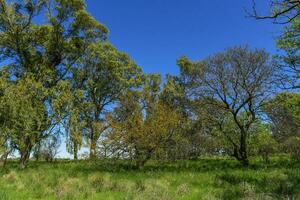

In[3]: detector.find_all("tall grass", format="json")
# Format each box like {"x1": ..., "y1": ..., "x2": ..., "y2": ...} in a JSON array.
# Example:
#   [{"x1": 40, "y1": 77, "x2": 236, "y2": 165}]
[{"x1": 0, "y1": 156, "x2": 299, "y2": 199}]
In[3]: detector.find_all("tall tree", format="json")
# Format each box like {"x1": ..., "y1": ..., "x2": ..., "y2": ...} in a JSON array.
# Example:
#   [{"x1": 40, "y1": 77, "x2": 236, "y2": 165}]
[
  {"x1": 0, "y1": 74, "x2": 11, "y2": 166},
  {"x1": 64, "y1": 103, "x2": 85, "y2": 160},
  {"x1": 0, "y1": 0, "x2": 109, "y2": 164},
  {"x1": 160, "y1": 75, "x2": 208, "y2": 160},
  {"x1": 0, "y1": 74, "x2": 50, "y2": 168},
  {"x1": 0, "y1": 0, "x2": 108, "y2": 84},
  {"x1": 0, "y1": 73, "x2": 12, "y2": 167},
  {"x1": 176, "y1": 46, "x2": 279, "y2": 166},
  {"x1": 51, "y1": 81, "x2": 85, "y2": 160},
  {"x1": 74, "y1": 42, "x2": 142, "y2": 159}
]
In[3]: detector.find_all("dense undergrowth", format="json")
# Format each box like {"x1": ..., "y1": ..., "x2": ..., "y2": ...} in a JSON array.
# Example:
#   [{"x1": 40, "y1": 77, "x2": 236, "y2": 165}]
[{"x1": 0, "y1": 156, "x2": 300, "y2": 200}]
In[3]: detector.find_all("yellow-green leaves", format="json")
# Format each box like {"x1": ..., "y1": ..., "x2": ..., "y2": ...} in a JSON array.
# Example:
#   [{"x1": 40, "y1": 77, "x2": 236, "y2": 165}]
[
  {"x1": 107, "y1": 75, "x2": 183, "y2": 167},
  {"x1": 0, "y1": 0, "x2": 108, "y2": 85},
  {"x1": 0, "y1": 75, "x2": 49, "y2": 154}
]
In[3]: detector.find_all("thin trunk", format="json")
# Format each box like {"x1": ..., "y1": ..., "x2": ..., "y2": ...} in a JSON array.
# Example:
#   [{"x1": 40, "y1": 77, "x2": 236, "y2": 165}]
[
  {"x1": 35, "y1": 154, "x2": 40, "y2": 162},
  {"x1": 0, "y1": 150, "x2": 10, "y2": 168},
  {"x1": 136, "y1": 159, "x2": 147, "y2": 169},
  {"x1": 73, "y1": 145, "x2": 78, "y2": 160},
  {"x1": 90, "y1": 136, "x2": 97, "y2": 160}
]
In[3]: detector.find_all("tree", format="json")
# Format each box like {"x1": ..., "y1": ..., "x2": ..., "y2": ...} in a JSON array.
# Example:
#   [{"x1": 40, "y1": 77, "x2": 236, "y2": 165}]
[
  {"x1": 250, "y1": 0, "x2": 300, "y2": 24},
  {"x1": 0, "y1": 0, "x2": 109, "y2": 165},
  {"x1": 276, "y1": 21, "x2": 300, "y2": 89},
  {"x1": 176, "y1": 46, "x2": 279, "y2": 166},
  {"x1": 0, "y1": 74, "x2": 12, "y2": 167},
  {"x1": 40, "y1": 135, "x2": 61, "y2": 162},
  {"x1": 263, "y1": 92, "x2": 300, "y2": 141},
  {"x1": 52, "y1": 81, "x2": 85, "y2": 160},
  {"x1": 0, "y1": 0, "x2": 108, "y2": 84},
  {"x1": 0, "y1": 126, "x2": 12, "y2": 167},
  {"x1": 73, "y1": 42, "x2": 142, "y2": 159},
  {"x1": 160, "y1": 75, "x2": 205, "y2": 160},
  {"x1": 0, "y1": 75, "x2": 50, "y2": 168},
  {"x1": 107, "y1": 75, "x2": 183, "y2": 168},
  {"x1": 251, "y1": 0, "x2": 300, "y2": 89},
  {"x1": 249, "y1": 122, "x2": 278, "y2": 163},
  {"x1": 33, "y1": 134, "x2": 61, "y2": 162},
  {"x1": 65, "y1": 106, "x2": 85, "y2": 160},
  {"x1": 282, "y1": 136, "x2": 300, "y2": 160}
]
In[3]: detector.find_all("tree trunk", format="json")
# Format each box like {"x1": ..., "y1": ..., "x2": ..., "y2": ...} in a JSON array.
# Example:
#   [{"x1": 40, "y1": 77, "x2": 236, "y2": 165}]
[
  {"x1": 35, "y1": 154, "x2": 40, "y2": 162},
  {"x1": 135, "y1": 150, "x2": 152, "y2": 169},
  {"x1": 136, "y1": 159, "x2": 147, "y2": 169},
  {"x1": 239, "y1": 130, "x2": 249, "y2": 167},
  {"x1": 20, "y1": 150, "x2": 30, "y2": 169},
  {"x1": 90, "y1": 139, "x2": 97, "y2": 160},
  {"x1": 74, "y1": 145, "x2": 78, "y2": 160},
  {"x1": 232, "y1": 148, "x2": 249, "y2": 167},
  {"x1": 240, "y1": 157, "x2": 249, "y2": 167},
  {"x1": 230, "y1": 113, "x2": 250, "y2": 167},
  {"x1": 0, "y1": 150, "x2": 10, "y2": 168},
  {"x1": 89, "y1": 124, "x2": 97, "y2": 160},
  {"x1": 230, "y1": 128, "x2": 249, "y2": 167}
]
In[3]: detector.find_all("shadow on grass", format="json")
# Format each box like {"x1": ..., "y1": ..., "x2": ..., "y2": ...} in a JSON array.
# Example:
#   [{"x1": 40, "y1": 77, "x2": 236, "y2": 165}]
[
  {"x1": 2, "y1": 156, "x2": 300, "y2": 174},
  {"x1": 215, "y1": 162, "x2": 300, "y2": 199}
]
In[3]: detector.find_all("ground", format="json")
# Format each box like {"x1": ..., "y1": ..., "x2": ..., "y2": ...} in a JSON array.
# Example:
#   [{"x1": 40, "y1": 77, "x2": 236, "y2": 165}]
[{"x1": 0, "y1": 156, "x2": 299, "y2": 200}]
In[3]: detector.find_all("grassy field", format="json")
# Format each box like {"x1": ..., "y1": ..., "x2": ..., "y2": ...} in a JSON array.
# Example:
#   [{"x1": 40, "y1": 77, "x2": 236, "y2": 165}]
[{"x1": 0, "y1": 156, "x2": 300, "y2": 200}]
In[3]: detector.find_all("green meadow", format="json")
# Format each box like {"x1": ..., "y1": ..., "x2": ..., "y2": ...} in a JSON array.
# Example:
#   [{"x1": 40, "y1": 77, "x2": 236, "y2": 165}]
[
  {"x1": 0, "y1": 1, "x2": 299, "y2": 200},
  {"x1": 1, "y1": 157, "x2": 300, "y2": 200}
]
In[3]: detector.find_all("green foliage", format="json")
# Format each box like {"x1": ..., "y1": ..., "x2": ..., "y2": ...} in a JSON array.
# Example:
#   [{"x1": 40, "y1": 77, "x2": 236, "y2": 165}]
[
  {"x1": 51, "y1": 81, "x2": 86, "y2": 159},
  {"x1": 175, "y1": 46, "x2": 279, "y2": 166},
  {"x1": 277, "y1": 18, "x2": 300, "y2": 88},
  {"x1": 251, "y1": 0, "x2": 300, "y2": 88},
  {"x1": 0, "y1": 0, "x2": 110, "y2": 167},
  {"x1": 0, "y1": 0, "x2": 108, "y2": 84},
  {"x1": 0, "y1": 75, "x2": 50, "y2": 167},
  {"x1": 282, "y1": 136, "x2": 300, "y2": 160},
  {"x1": 73, "y1": 42, "x2": 143, "y2": 159},
  {"x1": 249, "y1": 123, "x2": 278, "y2": 162},
  {"x1": 264, "y1": 92, "x2": 300, "y2": 140},
  {"x1": 0, "y1": 1, "x2": 298, "y2": 193},
  {"x1": 107, "y1": 75, "x2": 183, "y2": 168}
]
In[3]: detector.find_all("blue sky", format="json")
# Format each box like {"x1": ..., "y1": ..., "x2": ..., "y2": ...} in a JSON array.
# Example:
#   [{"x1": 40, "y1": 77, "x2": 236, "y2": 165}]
[
  {"x1": 86, "y1": 0, "x2": 282, "y2": 76},
  {"x1": 58, "y1": 0, "x2": 283, "y2": 158}
]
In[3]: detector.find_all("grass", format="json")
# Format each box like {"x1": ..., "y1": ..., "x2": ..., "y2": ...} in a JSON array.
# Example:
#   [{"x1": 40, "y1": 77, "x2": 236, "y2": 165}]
[{"x1": 0, "y1": 156, "x2": 300, "y2": 200}]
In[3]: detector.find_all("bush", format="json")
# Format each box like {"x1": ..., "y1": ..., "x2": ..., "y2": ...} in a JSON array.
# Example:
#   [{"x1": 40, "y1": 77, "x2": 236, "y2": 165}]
[
  {"x1": 282, "y1": 136, "x2": 300, "y2": 160},
  {"x1": 249, "y1": 128, "x2": 278, "y2": 163}
]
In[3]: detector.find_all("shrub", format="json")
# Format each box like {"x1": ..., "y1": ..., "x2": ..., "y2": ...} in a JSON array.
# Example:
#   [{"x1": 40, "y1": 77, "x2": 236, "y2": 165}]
[
  {"x1": 88, "y1": 174, "x2": 105, "y2": 192},
  {"x1": 135, "y1": 179, "x2": 146, "y2": 192},
  {"x1": 176, "y1": 183, "x2": 189, "y2": 195},
  {"x1": 3, "y1": 171, "x2": 18, "y2": 183},
  {"x1": 282, "y1": 136, "x2": 300, "y2": 160}
]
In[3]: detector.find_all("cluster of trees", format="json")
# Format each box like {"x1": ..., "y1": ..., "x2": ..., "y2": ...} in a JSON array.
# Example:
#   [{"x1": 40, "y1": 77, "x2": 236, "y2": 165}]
[{"x1": 0, "y1": 0, "x2": 299, "y2": 169}]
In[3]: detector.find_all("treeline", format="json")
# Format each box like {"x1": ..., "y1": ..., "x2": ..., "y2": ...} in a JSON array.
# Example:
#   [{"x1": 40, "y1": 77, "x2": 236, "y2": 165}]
[{"x1": 0, "y1": 0, "x2": 299, "y2": 169}]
